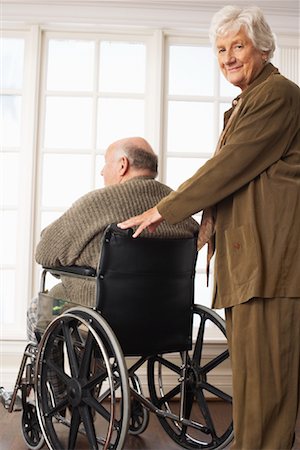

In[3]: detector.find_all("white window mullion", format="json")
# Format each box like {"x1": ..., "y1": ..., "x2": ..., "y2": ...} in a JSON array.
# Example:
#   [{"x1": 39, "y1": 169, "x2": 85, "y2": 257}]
[
  {"x1": 22, "y1": 26, "x2": 43, "y2": 306},
  {"x1": 146, "y1": 30, "x2": 165, "y2": 182}
]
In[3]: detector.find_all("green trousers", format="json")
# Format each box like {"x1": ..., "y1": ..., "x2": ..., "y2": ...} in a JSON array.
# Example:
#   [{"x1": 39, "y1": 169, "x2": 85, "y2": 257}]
[{"x1": 225, "y1": 297, "x2": 300, "y2": 450}]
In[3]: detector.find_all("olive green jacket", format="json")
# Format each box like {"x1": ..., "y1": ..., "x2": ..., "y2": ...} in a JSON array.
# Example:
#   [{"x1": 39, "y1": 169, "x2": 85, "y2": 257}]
[{"x1": 158, "y1": 63, "x2": 300, "y2": 308}]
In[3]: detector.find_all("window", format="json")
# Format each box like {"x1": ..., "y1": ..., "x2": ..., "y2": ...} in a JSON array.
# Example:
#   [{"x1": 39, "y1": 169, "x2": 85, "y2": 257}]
[
  {"x1": 164, "y1": 37, "x2": 240, "y2": 314},
  {"x1": 38, "y1": 34, "x2": 148, "y2": 232},
  {"x1": 0, "y1": 34, "x2": 29, "y2": 339}
]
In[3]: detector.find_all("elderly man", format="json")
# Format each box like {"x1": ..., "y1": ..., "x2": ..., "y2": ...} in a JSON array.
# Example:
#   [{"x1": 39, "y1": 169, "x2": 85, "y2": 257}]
[{"x1": 27, "y1": 136, "x2": 198, "y2": 341}]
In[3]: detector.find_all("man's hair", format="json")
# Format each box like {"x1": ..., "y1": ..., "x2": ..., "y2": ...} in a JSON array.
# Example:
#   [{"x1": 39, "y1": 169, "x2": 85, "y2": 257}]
[
  {"x1": 209, "y1": 5, "x2": 276, "y2": 61},
  {"x1": 123, "y1": 144, "x2": 158, "y2": 178}
]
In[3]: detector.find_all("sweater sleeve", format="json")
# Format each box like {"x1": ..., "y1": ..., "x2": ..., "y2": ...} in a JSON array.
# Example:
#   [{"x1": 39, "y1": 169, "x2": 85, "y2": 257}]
[{"x1": 157, "y1": 76, "x2": 300, "y2": 224}]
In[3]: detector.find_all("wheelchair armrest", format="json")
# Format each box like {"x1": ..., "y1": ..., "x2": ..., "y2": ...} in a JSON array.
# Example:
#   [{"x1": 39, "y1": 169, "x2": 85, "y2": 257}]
[
  {"x1": 42, "y1": 265, "x2": 96, "y2": 277},
  {"x1": 106, "y1": 223, "x2": 134, "y2": 238}
]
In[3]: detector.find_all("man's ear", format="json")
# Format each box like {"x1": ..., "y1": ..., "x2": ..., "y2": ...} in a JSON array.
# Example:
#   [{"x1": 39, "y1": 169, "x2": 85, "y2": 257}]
[{"x1": 119, "y1": 156, "x2": 129, "y2": 176}]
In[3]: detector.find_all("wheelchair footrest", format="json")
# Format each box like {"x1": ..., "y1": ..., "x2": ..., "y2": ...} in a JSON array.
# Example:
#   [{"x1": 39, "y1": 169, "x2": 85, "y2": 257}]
[{"x1": 0, "y1": 387, "x2": 22, "y2": 411}]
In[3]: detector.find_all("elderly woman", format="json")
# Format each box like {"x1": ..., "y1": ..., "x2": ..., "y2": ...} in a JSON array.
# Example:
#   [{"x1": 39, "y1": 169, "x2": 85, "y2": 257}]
[{"x1": 119, "y1": 5, "x2": 300, "y2": 450}]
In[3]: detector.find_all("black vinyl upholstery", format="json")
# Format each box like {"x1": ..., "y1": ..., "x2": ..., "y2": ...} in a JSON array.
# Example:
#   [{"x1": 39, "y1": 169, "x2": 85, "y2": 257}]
[{"x1": 96, "y1": 224, "x2": 198, "y2": 356}]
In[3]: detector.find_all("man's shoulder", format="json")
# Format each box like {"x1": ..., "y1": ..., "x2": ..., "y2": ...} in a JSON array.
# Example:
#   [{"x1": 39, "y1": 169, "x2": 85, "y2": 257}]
[
  {"x1": 113, "y1": 177, "x2": 173, "y2": 195},
  {"x1": 75, "y1": 178, "x2": 172, "y2": 205}
]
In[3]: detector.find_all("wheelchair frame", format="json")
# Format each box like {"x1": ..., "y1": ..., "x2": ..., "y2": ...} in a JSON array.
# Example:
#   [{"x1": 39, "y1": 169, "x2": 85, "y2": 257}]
[{"x1": 3, "y1": 224, "x2": 233, "y2": 450}]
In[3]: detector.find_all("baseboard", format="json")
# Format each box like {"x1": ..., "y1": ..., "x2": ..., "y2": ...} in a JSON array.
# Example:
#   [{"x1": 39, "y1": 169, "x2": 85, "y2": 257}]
[{"x1": 0, "y1": 339, "x2": 232, "y2": 397}]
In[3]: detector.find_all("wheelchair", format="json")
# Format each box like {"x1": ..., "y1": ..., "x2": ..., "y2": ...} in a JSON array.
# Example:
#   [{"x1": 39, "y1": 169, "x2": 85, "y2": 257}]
[{"x1": 3, "y1": 223, "x2": 233, "y2": 450}]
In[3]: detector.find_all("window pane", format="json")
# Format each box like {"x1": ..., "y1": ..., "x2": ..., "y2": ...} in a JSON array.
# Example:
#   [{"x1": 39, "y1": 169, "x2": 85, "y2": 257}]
[
  {"x1": 0, "y1": 95, "x2": 22, "y2": 147},
  {"x1": 169, "y1": 45, "x2": 214, "y2": 96},
  {"x1": 194, "y1": 272, "x2": 214, "y2": 310},
  {"x1": 99, "y1": 41, "x2": 145, "y2": 93},
  {"x1": 0, "y1": 211, "x2": 17, "y2": 265},
  {"x1": 220, "y1": 73, "x2": 240, "y2": 97},
  {"x1": 166, "y1": 157, "x2": 208, "y2": 190},
  {"x1": 97, "y1": 98, "x2": 144, "y2": 149},
  {"x1": 1, "y1": 38, "x2": 24, "y2": 89},
  {"x1": 44, "y1": 97, "x2": 93, "y2": 149},
  {"x1": 0, "y1": 153, "x2": 19, "y2": 206},
  {"x1": 167, "y1": 101, "x2": 214, "y2": 153},
  {"x1": 41, "y1": 154, "x2": 92, "y2": 207},
  {"x1": 193, "y1": 274, "x2": 225, "y2": 340},
  {"x1": 47, "y1": 40, "x2": 95, "y2": 91},
  {"x1": 41, "y1": 211, "x2": 63, "y2": 230},
  {"x1": 0, "y1": 270, "x2": 15, "y2": 325},
  {"x1": 219, "y1": 102, "x2": 232, "y2": 133}
]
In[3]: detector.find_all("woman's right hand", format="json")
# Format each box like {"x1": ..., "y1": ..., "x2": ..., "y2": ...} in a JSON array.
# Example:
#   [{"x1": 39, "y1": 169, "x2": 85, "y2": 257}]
[{"x1": 117, "y1": 206, "x2": 164, "y2": 238}]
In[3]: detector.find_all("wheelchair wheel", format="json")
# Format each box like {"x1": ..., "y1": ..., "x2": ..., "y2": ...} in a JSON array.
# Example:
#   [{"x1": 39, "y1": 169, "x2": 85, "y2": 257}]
[
  {"x1": 20, "y1": 358, "x2": 45, "y2": 450},
  {"x1": 22, "y1": 402, "x2": 45, "y2": 450},
  {"x1": 128, "y1": 374, "x2": 149, "y2": 435},
  {"x1": 35, "y1": 307, "x2": 130, "y2": 450},
  {"x1": 147, "y1": 304, "x2": 233, "y2": 450}
]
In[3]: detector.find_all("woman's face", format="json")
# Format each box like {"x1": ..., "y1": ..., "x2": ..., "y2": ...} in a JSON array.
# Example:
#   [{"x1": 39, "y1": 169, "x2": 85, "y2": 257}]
[{"x1": 216, "y1": 26, "x2": 267, "y2": 91}]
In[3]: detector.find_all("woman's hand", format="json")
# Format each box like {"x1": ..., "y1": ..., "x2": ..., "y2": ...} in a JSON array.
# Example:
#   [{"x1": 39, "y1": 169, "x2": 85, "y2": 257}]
[{"x1": 118, "y1": 207, "x2": 164, "y2": 238}]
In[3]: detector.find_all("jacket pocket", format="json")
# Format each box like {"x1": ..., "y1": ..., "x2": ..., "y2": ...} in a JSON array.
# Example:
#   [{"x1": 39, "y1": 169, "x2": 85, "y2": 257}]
[{"x1": 225, "y1": 224, "x2": 259, "y2": 286}]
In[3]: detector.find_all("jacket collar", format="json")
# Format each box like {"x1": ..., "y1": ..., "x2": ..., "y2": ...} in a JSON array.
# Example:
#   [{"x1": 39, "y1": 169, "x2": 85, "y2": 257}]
[{"x1": 236, "y1": 63, "x2": 280, "y2": 102}]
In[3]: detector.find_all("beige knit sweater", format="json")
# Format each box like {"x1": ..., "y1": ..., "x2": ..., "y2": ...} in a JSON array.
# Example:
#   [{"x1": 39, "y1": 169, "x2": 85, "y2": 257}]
[{"x1": 36, "y1": 176, "x2": 199, "y2": 306}]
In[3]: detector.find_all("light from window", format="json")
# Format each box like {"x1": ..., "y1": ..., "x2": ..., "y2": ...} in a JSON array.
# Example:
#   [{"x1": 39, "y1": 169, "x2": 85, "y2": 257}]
[
  {"x1": 0, "y1": 211, "x2": 17, "y2": 265},
  {"x1": 99, "y1": 41, "x2": 145, "y2": 93},
  {"x1": 166, "y1": 157, "x2": 208, "y2": 190},
  {"x1": 0, "y1": 95, "x2": 22, "y2": 147},
  {"x1": 47, "y1": 39, "x2": 95, "y2": 91},
  {"x1": 0, "y1": 270, "x2": 15, "y2": 324},
  {"x1": 41, "y1": 154, "x2": 92, "y2": 208},
  {"x1": 220, "y1": 73, "x2": 240, "y2": 97},
  {"x1": 44, "y1": 97, "x2": 93, "y2": 149},
  {"x1": 167, "y1": 101, "x2": 214, "y2": 154},
  {"x1": 169, "y1": 45, "x2": 214, "y2": 96},
  {"x1": 0, "y1": 153, "x2": 20, "y2": 206},
  {"x1": 97, "y1": 98, "x2": 144, "y2": 149},
  {"x1": 1, "y1": 38, "x2": 24, "y2": 89}
]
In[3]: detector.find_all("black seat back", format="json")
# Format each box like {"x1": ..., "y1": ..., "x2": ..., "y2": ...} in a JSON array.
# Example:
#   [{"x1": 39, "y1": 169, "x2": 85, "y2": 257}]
[{"x1": 96, "y1": 224, "x2": 198, "y2": 356}]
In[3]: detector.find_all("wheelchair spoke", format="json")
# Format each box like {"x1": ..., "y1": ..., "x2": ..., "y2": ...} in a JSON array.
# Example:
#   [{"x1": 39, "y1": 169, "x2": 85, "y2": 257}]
[
  {"x1": 195, "y1": 388, "x2": 216, "y2": 439},
  {"x1": 78, "y1": 331, "x2": 94, "y2": 379},
  {"x1": 62, "y1": 322, "x2": 79, "y2": 378},
  {"x1": 68, "y1": 406, "x2": 81, "y2": 450},
  {"x1": 201, "y1": 350, "x2": 229, "y2": 374},
  {"x1": 201, "y1": 381, "x2": 232, "y2": 403},
  {"x1": 84, "y1": 367, "x2": 107, "y2": 392},
  {"x1": 192, "y1": 318, "x2": 205, "y2": 363},
  {"x1": 84, "y1": 392, "x2": 112, "y2": 423},
  {"x1": 46, "y1": 357, "x2": 70, "y2": 385},
  {"x1": 45, "y1": 396, "x2": 69, "y2": 418},
  {"x1": 80, "y1": 405, "x2": 98, "y2": 450},
  {"x1": 157, "y1": 384, "x2": 181, "y2": 407},
  {"x1": 155, "y1": 356, "x2": 181, "y2": 375}
]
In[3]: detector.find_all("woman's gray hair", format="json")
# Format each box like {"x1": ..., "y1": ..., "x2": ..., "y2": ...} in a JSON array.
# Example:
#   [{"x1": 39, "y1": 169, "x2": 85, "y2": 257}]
[{"x1": 209, "y1": 5, "x2": 276, "y2": 61}]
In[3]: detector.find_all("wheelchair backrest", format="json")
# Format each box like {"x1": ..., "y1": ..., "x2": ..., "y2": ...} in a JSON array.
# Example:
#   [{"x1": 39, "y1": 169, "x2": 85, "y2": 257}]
[{"x1": 96, "y1": 224, "x2": 198, "y2": 356}]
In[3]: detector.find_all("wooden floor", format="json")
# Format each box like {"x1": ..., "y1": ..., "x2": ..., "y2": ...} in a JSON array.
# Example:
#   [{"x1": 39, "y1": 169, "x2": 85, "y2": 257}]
[{"x1": 0, "y1": 402, "x2": 299, "y2": 450}]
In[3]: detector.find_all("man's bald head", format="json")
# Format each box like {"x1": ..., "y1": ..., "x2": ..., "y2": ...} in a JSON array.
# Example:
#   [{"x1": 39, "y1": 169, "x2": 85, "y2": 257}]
[{"x1": 101, "y1": 137, "x2": 158, "y2": 186}]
